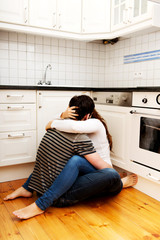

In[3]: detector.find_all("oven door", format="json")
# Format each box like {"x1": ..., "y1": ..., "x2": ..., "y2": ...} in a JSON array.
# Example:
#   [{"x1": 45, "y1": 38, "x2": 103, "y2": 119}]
[{"x1": 130, "y1": 107, "x2": 160, "y2": 171}]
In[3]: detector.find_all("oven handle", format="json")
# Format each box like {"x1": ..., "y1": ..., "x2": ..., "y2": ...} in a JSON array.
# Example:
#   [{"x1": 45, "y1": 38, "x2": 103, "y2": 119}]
[{"x1": 130, "y1": 110, "x2": 160, "y2": 117}]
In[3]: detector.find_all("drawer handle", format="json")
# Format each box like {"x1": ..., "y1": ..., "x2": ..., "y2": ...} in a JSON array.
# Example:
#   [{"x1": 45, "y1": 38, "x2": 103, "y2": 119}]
[
  {"x1": 7, "y1": 106, "x2": 24, "y2": 110},
  {"x1": 147, "y1": 173, "x2": 160, "y2": 182},
  {"x1": 8, "y1": 133, "x2": 25, "y2": 138},
  {"x1": 7, "y1": 95, "x2": 24, "y2": 98}
]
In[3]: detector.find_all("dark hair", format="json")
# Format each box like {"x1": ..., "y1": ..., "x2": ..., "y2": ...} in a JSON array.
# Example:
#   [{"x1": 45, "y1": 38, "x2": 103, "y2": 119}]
[
  {"x1": 69, "y1": 95, "x2": 95, "y2": 120},
  {"x1": 92, "y1": 109, "x2": 112, "y2": 150},
  {"x1": 69, "y1": 95, "x2": 112, "y2": 150}
]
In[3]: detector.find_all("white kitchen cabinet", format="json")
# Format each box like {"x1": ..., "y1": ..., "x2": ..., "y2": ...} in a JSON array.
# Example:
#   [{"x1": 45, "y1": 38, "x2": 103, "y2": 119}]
[
  {"x1": 0, "y1": 0, "x2": 28, "y2": 25},
  {"x1": 0, "y1": 90, "x2": 36, "y2": 167},
  {"x1": 82, "y1": 0, "x2": 110, "y2": 33},
  {"x1": 95, "y1": 104, "x2": 131, "y2": 169},
  {"x1": 111, "y1": 0, "x2": 156, "y2": 31},
  {"x1": 29, "y1": 0, "x2": 81, "y2": 33},
  {"x1": 0, "y1": 131, "x2": 36, "y2": 167},
  {"x1": 57, "y1": 0, "x2": 81, "y2": 33},
  {"x1": 37, "y1": 90, "x2": 90, "y2": 146},
  {"x1": 29, "y1": 0, "x2": 56, "y2": 29}
]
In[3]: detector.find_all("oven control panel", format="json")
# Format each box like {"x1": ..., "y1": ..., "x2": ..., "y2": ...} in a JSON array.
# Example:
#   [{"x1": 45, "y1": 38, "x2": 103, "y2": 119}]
[
  {"x1": 92, "y1": 92, "x2": 132, "y2": 107},
  {"x1": 132, "y1": 92, "x2": 160, "y2": 109}
]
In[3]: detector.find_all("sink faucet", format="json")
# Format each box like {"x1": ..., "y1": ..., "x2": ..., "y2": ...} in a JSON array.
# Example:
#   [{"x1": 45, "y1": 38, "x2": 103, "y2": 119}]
[
  {"x1": 38, "y1": 64, "x2": 52, "y2": 85},
  {"x1": 43, "y1": 64, "x2": 52, "y2": 85}
]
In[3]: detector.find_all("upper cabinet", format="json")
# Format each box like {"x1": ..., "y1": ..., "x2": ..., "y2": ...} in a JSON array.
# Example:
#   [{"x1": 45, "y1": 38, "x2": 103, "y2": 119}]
[
  {"x1": 29, "y1": 0, "x2": 56, "y2": 29},
  {"x1": 82, "y1": 0, "x2": 110, "y2": 33},
  {"x1": 57, "y1": 0, "x2": 81, "y2": 33},
  {"x1": 0, "y1": 0, "x2": 160, "y2": 40},
  {"x1": 0, "y1": 0, "x2": 28, "y2": 25},
  {"x1": 29, "y1": 0, "x2": 81, "y2": 33},
  {"x1": 111, "y1": 0, "x2": 155, "y2": 31}
]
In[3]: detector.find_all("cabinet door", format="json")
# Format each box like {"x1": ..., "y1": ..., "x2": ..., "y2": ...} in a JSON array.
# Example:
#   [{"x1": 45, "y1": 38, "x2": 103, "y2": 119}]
[
  {"x1": 29, "y1": 0, "x2": 56, "y2": 29},
  {"x1": 95, "y1": 104, "x2": 131, "y2": 169},
  {"x1": 111, "y1": 0, "x2": 128, "y2": 31},
  {"x1": 0, "y1": 104, "x2": 36, "y2": 132},
  {"x1": 0, "y1": 130, "x2": 36, "y2": 166},
  {"x1": 82, "y1": 0, "x2": 110, "y2": 33},
  {"x1": 38, "y1": 91, "x2": 78, "y2": 145},
  {"x1": 130, "y1": 0, "x2": 152, "y2": 25},
  {"x1": 0, "y1": 0, "x2": 28, "y2": 25},
  {"x1": 57, "y1": 0, "x2": 81, "y2": 33},
  {"x1": 37, "y1": 91, "x2": 90, "y2": 146}
]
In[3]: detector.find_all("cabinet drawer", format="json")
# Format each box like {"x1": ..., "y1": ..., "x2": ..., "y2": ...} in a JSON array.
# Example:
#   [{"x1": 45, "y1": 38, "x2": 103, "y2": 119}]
[
  {"x1": 0, "y1": 90, "x2": 36, "y2": 103},
  {"x1": 0, "y1": 130, "x2": 36, "y2": 166},
  {"x1": 0, "y1": 104, "x2": 36, "y2": 132}
]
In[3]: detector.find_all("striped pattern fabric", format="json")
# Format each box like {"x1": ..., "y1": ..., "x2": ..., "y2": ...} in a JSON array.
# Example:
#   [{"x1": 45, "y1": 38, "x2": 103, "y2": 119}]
[{"x1": 29, "y1": 129, "x2": 96, "y2": 194}]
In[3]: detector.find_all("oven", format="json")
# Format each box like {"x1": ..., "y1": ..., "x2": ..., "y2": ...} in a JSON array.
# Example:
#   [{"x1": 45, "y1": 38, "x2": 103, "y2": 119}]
[{"x1": 130, "y1": 92, "x2": 160, "y2": 183}]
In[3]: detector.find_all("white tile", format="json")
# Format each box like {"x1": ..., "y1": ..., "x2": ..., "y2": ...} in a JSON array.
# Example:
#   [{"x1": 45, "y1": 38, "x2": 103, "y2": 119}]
[
  {"x1": 18, "y1": 51, "x2": 26, "y2": 60},
  {"x1": 0, "y1": 49, "x2": 8, "y2": 59},
  {"x1": 0, "y1": 40, "x2": 8, "y2": 50},
  {"x1": 35, "y1": 36, "x2": 43, "y2": 44},
  {"x1": 27, "y1": 35, "x2": 34, "y2": 43},
  {"x1": 9, "y1": 32, "x2": 17, "y2": 42},
  {"x1": 18, "y1": 33, "x2": 27, "y2": 43},
  {"x1": 9, "y1": 59, "x2": 18, "y2": 69},
  {"x1": 9, "y1": 41, "x2": 18, "y2": 51},
  {"x1": 18, "y1": 42, "x2": 26, "y2": 51},
  {"x1": 27, "y1": 43, "x2": 35, "y2": 52},
  {"x1": 0, "y1": 59, "x2": 9, "y2": 68},
  {"x1": 0, "y1": 31, "x2": 8, "y2": 40},
  {"x1": 43, "y1": 37, "x2": 51, "y2": 45}
]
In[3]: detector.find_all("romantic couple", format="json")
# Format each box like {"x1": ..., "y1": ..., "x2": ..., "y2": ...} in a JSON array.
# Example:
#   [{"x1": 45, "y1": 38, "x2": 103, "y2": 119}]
[{"x1": 4, "y1": 95, "x2": 138, "y2": 219}]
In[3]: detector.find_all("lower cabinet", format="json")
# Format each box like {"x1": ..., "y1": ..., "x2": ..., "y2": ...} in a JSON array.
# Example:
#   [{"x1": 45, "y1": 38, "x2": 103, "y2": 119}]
[
  {"x1": 0, "y1": 130, "x2": 36, "y2": 166},
  {"x1": 37, "y1": 90, "x2": 90, "y2": 146},
  {"x1": 95, "y1": 104, "x2": 132, "y2": 170},
  {"x1": 0, "y1": 90, "x2": 36, "y2": 170}
]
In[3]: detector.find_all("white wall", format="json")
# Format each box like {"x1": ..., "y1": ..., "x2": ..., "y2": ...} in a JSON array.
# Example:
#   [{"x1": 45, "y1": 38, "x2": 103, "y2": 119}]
[
  {"x1": 104, "y1": 30, "x2": 160, "y2": 88},
  {"x1": 0, "y1": 30, "x2": 160, "y2": 88},
  {"x1": 0, "y1": 31, "x2": 106, "y2": 87}
]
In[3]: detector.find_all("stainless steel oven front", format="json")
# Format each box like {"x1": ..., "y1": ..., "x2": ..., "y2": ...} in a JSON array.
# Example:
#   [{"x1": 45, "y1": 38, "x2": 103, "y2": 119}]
[{"x1": 130, "y1": 92, "x2": 160, "y2": 182}]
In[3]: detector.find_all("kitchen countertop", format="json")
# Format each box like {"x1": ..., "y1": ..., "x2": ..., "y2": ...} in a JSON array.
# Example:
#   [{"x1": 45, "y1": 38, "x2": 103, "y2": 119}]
[{"x1": 0, "y1": 85, "x2": 160, "y2": 92}]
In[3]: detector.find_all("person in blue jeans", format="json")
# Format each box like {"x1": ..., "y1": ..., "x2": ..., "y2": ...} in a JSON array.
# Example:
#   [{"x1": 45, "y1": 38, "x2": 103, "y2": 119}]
[{"x1": 4, "y1": 95, "x2": 138, "y2": 219}]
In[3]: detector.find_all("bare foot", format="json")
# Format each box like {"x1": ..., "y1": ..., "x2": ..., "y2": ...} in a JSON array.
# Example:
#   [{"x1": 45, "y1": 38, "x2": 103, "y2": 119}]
[
  {"x1": 119, "y1": 172, "x2": 127, "y2": 179},
  {"x1": 122, "y1": 174, "x2": 138, "y2": 188},
  {"x1": 4, "y1": 187, "x2": 32, "y2": 201},
  {"x1": 13, "y1": 202, "x2": 44, "y2": 220}
]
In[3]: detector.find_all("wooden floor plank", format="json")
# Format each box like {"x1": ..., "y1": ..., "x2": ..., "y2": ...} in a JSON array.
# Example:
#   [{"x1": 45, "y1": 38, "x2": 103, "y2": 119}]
[
  {"x1": 0, "y1": 179, "x2": 160, "y2": 240},
  {"x1": 37, "y1": 206, "x2": 105, "y2": 240},
  {"x1": 71, "y1": 192, "x2": 160, "y2": 240},
  {"x1": 0, "y1": 199, "x2": 23, "y2": 240},
  {"x1": 1, "y1": 184, "x2": 51, "y2": 240}
]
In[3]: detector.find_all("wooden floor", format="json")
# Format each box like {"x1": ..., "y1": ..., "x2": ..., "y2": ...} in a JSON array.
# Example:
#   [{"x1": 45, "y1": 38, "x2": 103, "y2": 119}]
[{"x1": 0, "y1": 179, "x2": 160, "y2": 240}]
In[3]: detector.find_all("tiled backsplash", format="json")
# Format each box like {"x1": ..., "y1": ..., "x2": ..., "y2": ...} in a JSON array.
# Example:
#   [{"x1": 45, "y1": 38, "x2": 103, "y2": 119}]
[
  {"x1": 0, "y1": 30, "x2": 160, "y2": 87},
  {"x1": 0, "y1": 31, "x2": 106, "y2": 87},
  {"x1": 105, "y1": 30, "x2": 160, "y2": 88}
]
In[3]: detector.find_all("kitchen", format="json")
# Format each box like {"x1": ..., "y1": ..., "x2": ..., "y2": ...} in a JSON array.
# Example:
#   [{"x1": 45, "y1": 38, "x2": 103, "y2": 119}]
[{"x1": 0, "y1": 0, "x2": 160, "y2": 239}]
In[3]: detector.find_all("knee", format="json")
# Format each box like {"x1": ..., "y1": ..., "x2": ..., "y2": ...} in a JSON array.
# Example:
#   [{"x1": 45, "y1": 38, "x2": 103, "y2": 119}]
[{"x1": 100, "y1": 168, "x2": 121, "y2": 182}]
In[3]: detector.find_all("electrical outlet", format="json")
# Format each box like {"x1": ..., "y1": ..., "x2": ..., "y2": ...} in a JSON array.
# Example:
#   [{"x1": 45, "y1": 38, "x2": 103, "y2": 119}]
[{"x1": 133, "y1": 72, "x2": 143, "y2": 79}]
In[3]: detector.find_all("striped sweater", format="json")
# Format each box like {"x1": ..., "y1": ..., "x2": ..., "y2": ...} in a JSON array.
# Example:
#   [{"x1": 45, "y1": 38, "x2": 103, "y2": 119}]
[{"x1": 29, "y1": 129, "x2": 96, "y2": 194}]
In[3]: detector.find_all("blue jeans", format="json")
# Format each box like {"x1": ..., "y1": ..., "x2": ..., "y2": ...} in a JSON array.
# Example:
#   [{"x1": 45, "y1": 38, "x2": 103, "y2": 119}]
[{"x1": 23, "y1": 155, "x2": 122, "y2": 210}]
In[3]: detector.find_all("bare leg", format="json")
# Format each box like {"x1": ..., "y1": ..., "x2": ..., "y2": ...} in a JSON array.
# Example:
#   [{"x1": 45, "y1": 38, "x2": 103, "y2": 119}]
[
  {"x1": 4, "y1": 187, "x2": 32, "y2": 201},
  {"x1": 122, "y1": 174, "x2": 138, "y2": 188},
  {"x1": 13, "y1": 202, "x2": 44, "y2": 220}
]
